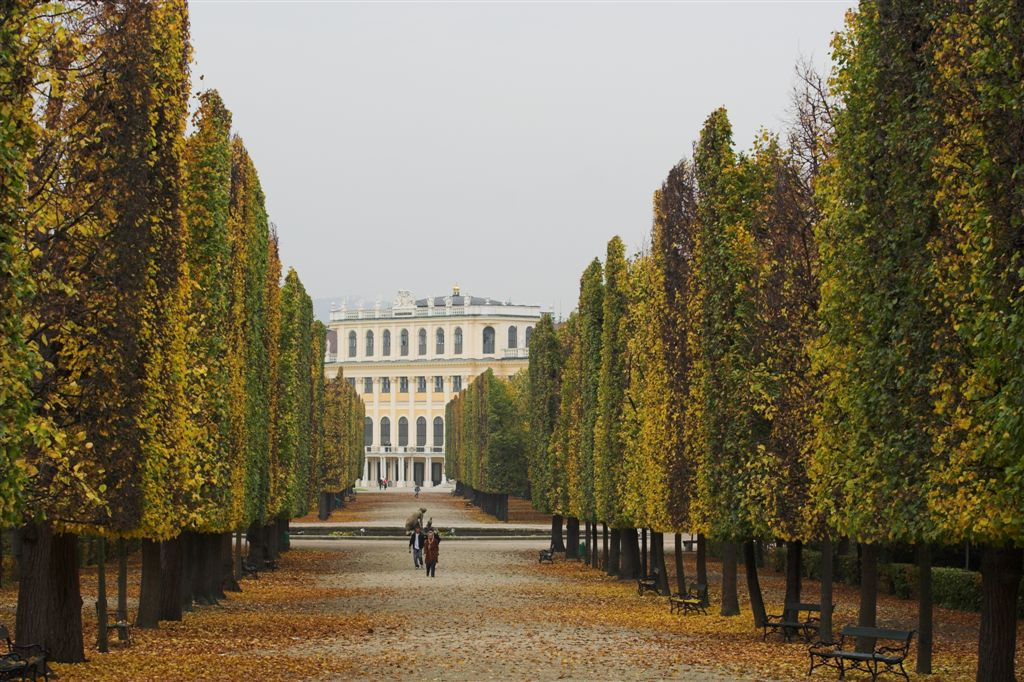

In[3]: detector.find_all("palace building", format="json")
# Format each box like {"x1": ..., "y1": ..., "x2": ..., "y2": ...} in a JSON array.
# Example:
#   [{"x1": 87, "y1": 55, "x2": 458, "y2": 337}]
[{"x1": 324, "y1": 287, "x2": 543, "y2": 489}]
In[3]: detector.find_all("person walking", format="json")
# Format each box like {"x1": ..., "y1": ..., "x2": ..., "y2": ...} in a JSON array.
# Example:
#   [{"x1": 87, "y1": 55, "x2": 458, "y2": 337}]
[
  {"x1": 423, "y1": 528, "x2": 440, "y2": 577},
  {"x1": 408, "y1": 524, "x2": 425, "y2": 569}
]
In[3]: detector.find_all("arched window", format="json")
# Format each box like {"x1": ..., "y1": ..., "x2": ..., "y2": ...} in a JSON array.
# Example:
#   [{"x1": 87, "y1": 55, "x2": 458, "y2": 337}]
[
  {"x1": 398, "y1": 417, "x2": 409, "y2": 446},
  {"x1": 508, "y1": 326, "x2": 517, "y2": 349},
  {"x1": 525, "y1": 326, "x2": 533, "y2": 348},
  {"x1": 400, "y1": 329, "x2": 409, "y2": 356},
  {"x1": 454, "y1": 327, "x2": 463, "y2": 354},
  {"x1": 380, "y1": 417, "x2": 391, "y2": 446},
  {"x1": 382, "y1": 330, "x2": 391, "y2": 356},
  {"x1": 483, "y1": 326, "x2": 495, "y2": 354},
  {"x1": 365, "y1": 330, "x2": 374, "y2": 356},
  {"x1": 363, "y1": 417, "x2": 372, "y2": 447},
  {"x1": 418, "y1": 328, "x2": 427, "y2": 355},
  {"x1": 416, "y1": 417, "x2": 427, "y2": 447},
  {"x1": 433, "y1": 417, "x2": 444, "y2": 447},
  {"x1": 348, "y1": 331, "x2": 357, "y2": 357},
  {"x1": 435, "y1": 328, "x2": 445, "y2": 354}
]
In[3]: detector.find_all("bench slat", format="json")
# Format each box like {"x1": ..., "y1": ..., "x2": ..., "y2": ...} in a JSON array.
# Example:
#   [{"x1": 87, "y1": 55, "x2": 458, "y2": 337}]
[{"x1": 840, "y1": 626, "x2": 912, "y2": 641}]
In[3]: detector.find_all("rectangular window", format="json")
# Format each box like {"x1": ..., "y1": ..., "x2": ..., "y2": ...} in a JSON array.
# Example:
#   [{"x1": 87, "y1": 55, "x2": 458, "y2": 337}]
[
  {"x1": 434, "y1": 376, "x2": 443, "y2": 392},
  {"x1": 346, "y1": 377, "x2": 355, "y2": 389},
  {"x1": 417, "y1": 376, "x2": 427, "y2": 393},
  {"x1": 363, "y1": 377, "x2": 373, "y2": 394},
  {"x1": 381, "y1": 377, "x2": 391, "y2": 393},
  {"x1": 399, "y1": 376, "x2": 409, "y2": 393},
  {"x1": 453, "y1": 376, "x2": 462, "y2": 392}
]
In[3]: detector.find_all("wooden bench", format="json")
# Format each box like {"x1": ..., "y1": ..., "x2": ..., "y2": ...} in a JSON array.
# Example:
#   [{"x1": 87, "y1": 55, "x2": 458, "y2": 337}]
[
  {"x1": 668, "y1": 582, "x2": 708, "y2": 615},
  {"x1": 763, "y1": 602, "x2": 832, "y2": 642},
  {"x1": 106, "y1": 611, "x2": 133, "y2": 646},
  {"x1": 637, "y1": 568, "x2": 661, "y2": 596},
  {"x1": 809, "y1": 625, "x2": 914, "y2": 681},
  {"x1": 538, "y1": 544, "x2": 555, "y2": 564},
  {"x1": 1, "y1": 624, "x2": 48, "y2": 681}
]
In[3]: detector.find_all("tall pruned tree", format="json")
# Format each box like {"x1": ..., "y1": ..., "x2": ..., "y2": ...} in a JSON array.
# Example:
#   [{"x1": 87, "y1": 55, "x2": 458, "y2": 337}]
[
  {"x1": 526, "y1": 314, "x2": 565, "y2": 550},
  {"x1": 926, "y1": 2, "x2": 1024, "y2": 677},
  {"x1": 812, "y1": 1, "x2": 943, "y2": 650},
  {"x1": 594, "y1": 237, "x2": 639, "y2": 578}
]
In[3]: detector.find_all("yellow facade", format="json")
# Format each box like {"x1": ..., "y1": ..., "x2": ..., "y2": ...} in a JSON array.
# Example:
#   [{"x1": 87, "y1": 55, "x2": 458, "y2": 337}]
[{"x1": 323, "y1": 288, "x2": 542, "y2": 488}]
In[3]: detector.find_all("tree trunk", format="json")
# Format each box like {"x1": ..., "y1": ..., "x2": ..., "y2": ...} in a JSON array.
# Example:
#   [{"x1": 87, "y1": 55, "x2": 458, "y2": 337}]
[
  {"x1": 674, "y1": 533, "x2": 686, "y2": 596},
  {"x1": 784, "y1": 540, "x2": 803, "y2": 625},
  {"x1": 566, "y1": 517, "x2": 580, "y2": 560},
  {"x1": 550, "y1": 515, "x2": 564, "y2": 551},
  {"x1": 222, "y1": 532, "x2": 240, "y2": 592},
  {"x1": 246, "y1": 522, "x2": 262, "y2": 567},
  {"x1": 280, "y1": 517, "x2": 290, "y2": 552},
  {"x1": 15, "y1": 524, "x2": 85, "y2": 662},
  {"x1": 654, "y1": 533, "x2": 670, "y2": 596},
  {"x1": 696, "y1": 533, "x2": 708, "y2": 602},
  {"x1": 265, "y1": 523, "x2": 278, "y2": 563},
  {"x1": 720, "y1": 541, "x2": 740, "y2": 616},
  {"x1": 602, "y1": 524, "x2": 609, "y2": 570},
  {"x1": 318, "y1": 492, "x2": 330, "y2": 521},
  {"x1": 916, "y1": 544, "x2": 932, "y2": 675},
  {"x1": 181, "y1": 532, "x2": 195, "y2": 611},
  {"x1": 117, "y1": 539, "x2": 128, "y2": 624},
  {"x1": 96, "y1": 537, "x2": 108, "y2": 653},
  {"x1": 158, "y1": 535, "x2": 183, "y2": 621},
  {"x1": 820, "y1": 539, "x2": 834, "y2": 643},
  {"x1": 591, "y1": 522, "x2": 599, "y2": 568},
  {"x1": 620, "y1": 528, "x2": 640, "y2": 580},
  {"x1": 977, "y1": 545, "x2": 1023, "y2": 682},
  {"x1": 192, "y1": 533, "x2": 213, "y2": 605},
  {"x1": 744, "y1": 540, "x2": 767, "y2": 627},
  {"x1": 136, "y1": 539, "x2": 161, "y2": 629},
  {"x1": 234, "y1": 529, "x2": 243, "y2": 584},
  {"x1": 584, "y1": 522, "x2": 591, "y2": 564},
  {"x1": 856, "y1": 543, "x2": 878, "y2": 652},
  {"x1": 640, "y1": 528, "x2": 648, "y2": 578},
  {"x1": 206, "y1": 533, "x2": 224, "y2": 601},
  {"x1": 607, "y1": 528, "x2": 620, "y2": 577}
]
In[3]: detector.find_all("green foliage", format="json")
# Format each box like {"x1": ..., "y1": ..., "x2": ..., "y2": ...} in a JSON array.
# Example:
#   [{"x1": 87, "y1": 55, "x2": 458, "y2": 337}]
[
  {"x1": 0, "y1": 0, "x2": 45, "y2": 525},
  {"x1": 183, "y1": 90, "x2": 234, "y2": 534},
  {"x1": 276, "y1": 268, "x2": 314, "y2": 519},
  {"x1": 546, "y1": 313, "x2": 579, "y2": 518},
  {"x1": 322, "y1": 371, "x2": 362, "y2": 492},
  {"x1": 445, "y1": 370, "x2": 528, "y2": 496},
  {"x1": 688, "y1": 108, "x2": 760, "y2": 542},
  {"x1": 811, "y1": 2, "x2": 941, "y2": 546},
  {"x1": 593, "y1": 237, "x2": 631, "y2": 528},
  {"x1": 925, "y1": 1, "x2": 1024, "y2": 546},
  {"x1": 621, "y1": 250, "x2": 672, "y2": 531},
  {"x1": 228, "y1": 139, "x2": 272, "y2": 527},
  {"x1": 525, "y1": 315, "x2": 562, "y2": 513}
]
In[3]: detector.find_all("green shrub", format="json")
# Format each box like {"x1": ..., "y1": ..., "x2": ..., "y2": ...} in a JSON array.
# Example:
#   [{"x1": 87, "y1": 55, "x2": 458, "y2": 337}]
[
  {"x1": 769, "y1": 546, "x2": 786, "y2": 573},
  {"x1": 883, "y1": 562, "x2": 917, "y2": 599},
  {"x1": 802, "y1": 549, "x2": 822, "y2": 581},
  {"x1": 932, "y1": 567, "x2": 982, "y2": 612},
  {"x1": 837, "y1": 554, "x2": 860, "y2": 585}
]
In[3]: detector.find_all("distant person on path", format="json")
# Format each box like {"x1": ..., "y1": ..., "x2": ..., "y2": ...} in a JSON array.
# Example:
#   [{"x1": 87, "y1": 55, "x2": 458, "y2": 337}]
[
  {"x1": 409, "y1": 524, "x2": 425, "y2": 568},
  {"x1": 424, "y1": 528, "x2": 440, "y2": 577},
  {"x1": 414, "y1": 484, "x2": 421, "y2": 498},
  {"x1": 377, "y1": 477, "x2": 383, "y2": 491}
]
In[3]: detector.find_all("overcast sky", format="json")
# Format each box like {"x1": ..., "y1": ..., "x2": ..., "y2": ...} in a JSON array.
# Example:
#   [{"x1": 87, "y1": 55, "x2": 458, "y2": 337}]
[{"x1": 188, "y1": 0, "x2": 851, "y2": 318}]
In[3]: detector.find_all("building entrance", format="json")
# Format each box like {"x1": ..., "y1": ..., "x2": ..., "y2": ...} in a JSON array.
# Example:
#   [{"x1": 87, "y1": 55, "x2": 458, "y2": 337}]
[
  {"x1": 413, "y1": 462, "x2": 425, "y2": 486},
  {"x1": 431, "y1": 462, "x2": 442, "y2": 486}
]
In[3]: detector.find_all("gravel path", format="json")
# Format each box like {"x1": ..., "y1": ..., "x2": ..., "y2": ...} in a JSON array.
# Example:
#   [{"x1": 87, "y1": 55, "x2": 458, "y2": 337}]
[{"x1": 294, "y1": 511, "x2": 755, "y2": 680}]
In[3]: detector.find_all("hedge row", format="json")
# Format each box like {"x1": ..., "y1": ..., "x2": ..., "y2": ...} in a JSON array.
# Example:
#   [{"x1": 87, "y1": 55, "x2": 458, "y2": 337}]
[{"x1": 768, "y1": 547, "x2": 1024, "y2": 618}]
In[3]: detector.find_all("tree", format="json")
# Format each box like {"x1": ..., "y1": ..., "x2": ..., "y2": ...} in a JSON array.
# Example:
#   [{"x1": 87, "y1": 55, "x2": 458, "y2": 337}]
[
  {"x1": 525, "y1": 314, "x2": 565, "y2": 550},
  {"x1": 812, "y1": 0, "x2": 942, "y2": 655},
  {"x1": 594, "y1": 237, "x2": 639, "y2": 578},
  {"x1": 0, "y1": 0, "x2": 46, "y2": 526},
  {"x1": 926, "y1": 2, "x2": 1024, "y2": 677}
]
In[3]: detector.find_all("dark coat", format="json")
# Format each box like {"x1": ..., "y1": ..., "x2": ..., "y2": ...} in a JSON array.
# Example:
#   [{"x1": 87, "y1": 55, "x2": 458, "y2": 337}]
[
  {"x1": 424, "y1": 532, "x2": 440, "y2": 564},
  {"x1": 409, "y1": 530, "x2": 425, "y2": 550}
]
